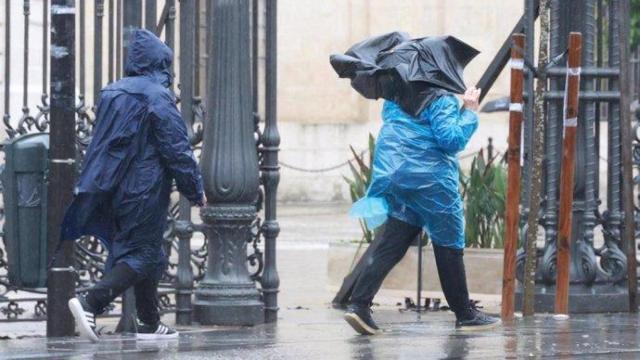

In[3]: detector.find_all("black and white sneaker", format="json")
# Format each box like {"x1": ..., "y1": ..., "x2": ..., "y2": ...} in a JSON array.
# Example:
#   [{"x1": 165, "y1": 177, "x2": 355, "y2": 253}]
[
  {"x1": 68, "y1": 296, "x2": 99, "y2": 342},
  {"x1": 344, "y1": 304, "x2": 380, "y2": 335},
  {"x1": 136, "y1": 321, "x2": 179, "y2": 340}
]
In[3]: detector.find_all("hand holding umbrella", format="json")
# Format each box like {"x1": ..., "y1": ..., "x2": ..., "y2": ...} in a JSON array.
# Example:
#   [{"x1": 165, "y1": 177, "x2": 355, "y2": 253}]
[{"x1": 462, "y1": 87, "x2": 482, "y2": 112}]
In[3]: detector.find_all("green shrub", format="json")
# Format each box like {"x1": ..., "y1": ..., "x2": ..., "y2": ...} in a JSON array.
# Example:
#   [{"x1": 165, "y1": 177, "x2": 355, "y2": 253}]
[
  {"x1": 343, "y1": 134, "x2": 377, "y2": 243},
  {"x1": 459, "y1": 150, "x2": 507, "y2": 249}
]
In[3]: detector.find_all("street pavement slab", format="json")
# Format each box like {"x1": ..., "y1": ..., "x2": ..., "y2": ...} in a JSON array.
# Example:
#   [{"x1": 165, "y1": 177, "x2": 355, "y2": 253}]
[
  {"x1": 1, "y1": 309, "x2": 640, "y2": 359},
  {"x1": 1, "y1": 203, "x2": 640, "y2": 358}
]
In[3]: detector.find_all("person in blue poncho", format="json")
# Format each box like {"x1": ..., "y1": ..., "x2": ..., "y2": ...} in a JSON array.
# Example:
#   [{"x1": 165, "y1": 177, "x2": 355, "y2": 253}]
[
  {"x1": 63, "y1": 29, "x2": 204, "y2": 342},
  {"x1": 331, "y1": 33, "x2": 500, "y2": 334}
]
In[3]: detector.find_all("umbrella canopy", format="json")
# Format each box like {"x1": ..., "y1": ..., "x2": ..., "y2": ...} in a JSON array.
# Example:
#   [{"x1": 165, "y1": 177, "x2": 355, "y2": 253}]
[{"x1": 330, "y1": 32, "x2": 480, "y2": 116}]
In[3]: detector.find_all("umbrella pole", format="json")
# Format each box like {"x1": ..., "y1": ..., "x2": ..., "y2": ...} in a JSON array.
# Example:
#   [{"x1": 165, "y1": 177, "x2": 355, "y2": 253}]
[{"x1": 501, "y1": 33, "x2": 526, "y2": 322}]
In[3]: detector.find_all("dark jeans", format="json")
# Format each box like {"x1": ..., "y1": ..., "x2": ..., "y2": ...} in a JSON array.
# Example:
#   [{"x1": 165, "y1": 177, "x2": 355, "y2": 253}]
[
  {"x1": 86, "y1": 262, "x2": 160, "y2": 325},
  {"x1": 350, "y1": 217, "x2": 422, "y2": 306}
]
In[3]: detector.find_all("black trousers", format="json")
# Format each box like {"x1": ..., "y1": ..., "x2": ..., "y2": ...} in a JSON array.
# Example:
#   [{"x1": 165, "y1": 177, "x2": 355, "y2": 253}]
[
  {"x1": 350, "y1": 217, "x2": 422, "y2": 306},
  {"x1": 85, "y1": 262, "x2": 160, "y2": 325},
  {"x1": 350, "y1": 217, "x2": 473, "y2": 319}
]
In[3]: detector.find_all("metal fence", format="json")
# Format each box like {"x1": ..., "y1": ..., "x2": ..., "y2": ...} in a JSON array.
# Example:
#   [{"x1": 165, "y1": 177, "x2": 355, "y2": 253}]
[{"x1": 0, "y1": 0, "x2": 278, "y2": 325}]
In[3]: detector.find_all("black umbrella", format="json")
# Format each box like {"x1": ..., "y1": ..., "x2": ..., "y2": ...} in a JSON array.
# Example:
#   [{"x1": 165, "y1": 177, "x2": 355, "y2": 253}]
[
  {"x1": 330, "y1": 32, "x2": 480, "y2": 117},
  {"x1": 480, "y1": 96, "x2": 510, "y2": 113}
]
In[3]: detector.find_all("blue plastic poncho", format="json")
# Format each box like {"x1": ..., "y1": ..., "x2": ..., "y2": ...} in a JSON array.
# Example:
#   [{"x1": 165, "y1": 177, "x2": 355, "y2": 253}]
[
  {"x1": 61, "y1": 29, "x2": 204, "y2": 279},
  {"x1": 351, "y1": 96, "x2": 478, "y2": 249}
]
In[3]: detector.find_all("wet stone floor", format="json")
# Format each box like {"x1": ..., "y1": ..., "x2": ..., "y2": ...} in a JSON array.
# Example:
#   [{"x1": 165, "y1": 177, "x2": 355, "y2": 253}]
[
  {"x1": 1, "y1": 309, "x2": 640, "y2": 359},
  {"x1": 2, "y1": 204, "x2": 640, "y2": 359}
]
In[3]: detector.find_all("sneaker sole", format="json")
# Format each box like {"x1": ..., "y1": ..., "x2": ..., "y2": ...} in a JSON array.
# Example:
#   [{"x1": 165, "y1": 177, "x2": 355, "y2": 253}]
[
  {"x1": 68, "y1": 298, "x2": 99, "y2": 343},
  {"x1": 136, "y1": 332, "x2": 179, "y2": 340},
  {"x1": 344, "y1": 313, "x2": 379, "y2": 336},
  {"x1": 456, "y1": 320, "x2": 502, "y2": 332}
]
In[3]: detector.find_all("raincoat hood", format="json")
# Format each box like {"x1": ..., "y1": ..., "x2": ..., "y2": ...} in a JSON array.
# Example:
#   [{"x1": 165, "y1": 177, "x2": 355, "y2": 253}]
[
  {"x1": 124, "y1": 29, "x2": 173, "y2": 87},
  {"x1": 330, "y1": 32, "x2": 480, "y2": 116}
]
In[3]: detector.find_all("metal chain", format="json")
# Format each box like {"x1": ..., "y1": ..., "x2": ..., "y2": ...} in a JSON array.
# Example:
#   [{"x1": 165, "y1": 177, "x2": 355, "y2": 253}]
[
  {"x1": 279, "y1": 148, "x2": 490, "y2": 173},
  {"x1": 279, "y1": 150, "x2": 368, "y2": 173}
]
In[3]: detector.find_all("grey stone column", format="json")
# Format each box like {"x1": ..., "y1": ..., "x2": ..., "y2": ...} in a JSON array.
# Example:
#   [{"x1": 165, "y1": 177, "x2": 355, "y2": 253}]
[{"x1": 193, "y1": 0, "x2": 264, "y2": 326}]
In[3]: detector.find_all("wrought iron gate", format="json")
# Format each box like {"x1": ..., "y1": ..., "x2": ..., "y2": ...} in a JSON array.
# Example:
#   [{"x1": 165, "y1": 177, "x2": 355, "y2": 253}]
[{"x1": 0, "y1": 0, "x2": 278, "y2": 324}]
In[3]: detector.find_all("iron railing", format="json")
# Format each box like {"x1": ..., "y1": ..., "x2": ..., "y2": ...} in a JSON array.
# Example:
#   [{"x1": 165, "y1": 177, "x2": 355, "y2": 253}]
[{"x1": 0, "y1": 0, "x2": 278, "y2": 325}]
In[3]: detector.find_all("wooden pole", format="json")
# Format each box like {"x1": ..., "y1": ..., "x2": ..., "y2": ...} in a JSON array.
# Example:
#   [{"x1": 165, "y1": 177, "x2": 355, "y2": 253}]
[
  {"x1": 554, "y1": 32, "x2": 583, "y2": 317},
  {"x1": 501, "y1": 33, "x2": 526, "y2": 321},
  {"x1": 617, "y1": 0, "x2": 638, "y2": 312}
]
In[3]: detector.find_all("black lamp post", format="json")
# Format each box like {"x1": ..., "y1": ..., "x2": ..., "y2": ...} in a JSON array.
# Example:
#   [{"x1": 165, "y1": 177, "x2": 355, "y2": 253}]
[{"x1": 193, "y1": 0, "x2": 264, "y2": 326}]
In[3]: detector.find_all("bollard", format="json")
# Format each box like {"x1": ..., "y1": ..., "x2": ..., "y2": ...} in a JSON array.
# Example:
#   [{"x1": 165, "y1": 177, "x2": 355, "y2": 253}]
[
  {"x1": 47, "y1": 0, "x2": 77, "y2": 338},
  {"x1": 554, "y1": 32, "x2": 583, "y2": 317},
  {"x1": 47, "y1": 267, "x2": 76, "y2": 337},
  {"x1": 501, "y1": 33, "x2": 526, "y2": 321}
]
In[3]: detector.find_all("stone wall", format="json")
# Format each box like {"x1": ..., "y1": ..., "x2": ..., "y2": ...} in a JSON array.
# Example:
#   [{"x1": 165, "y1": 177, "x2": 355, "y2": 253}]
[
  {"x1": 277, "y1": 0, "x2": 523, "y2": 201},
  {"x1": 0, "y1": 0, "x2": 524, "y2": 202}
]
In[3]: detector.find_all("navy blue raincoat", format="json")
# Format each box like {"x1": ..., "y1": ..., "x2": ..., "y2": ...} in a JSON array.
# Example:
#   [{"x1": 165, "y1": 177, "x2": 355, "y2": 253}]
[{"x1": 61, "y1": 29, "x2": 204, "y2": 279}]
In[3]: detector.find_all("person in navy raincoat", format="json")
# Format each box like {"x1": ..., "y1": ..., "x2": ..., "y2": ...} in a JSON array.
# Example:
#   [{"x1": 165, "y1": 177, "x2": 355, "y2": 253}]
[
  {"x1": 64, "y1": 29, "x2": 204, "y2": 342},
  {"x1": 331, "y1": 33, "x2": 500, "y2": 335}
]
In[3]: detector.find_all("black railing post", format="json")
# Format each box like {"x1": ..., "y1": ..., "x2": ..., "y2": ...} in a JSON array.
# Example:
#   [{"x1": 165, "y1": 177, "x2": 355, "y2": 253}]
[
  {"x1": 122, "y1": 0, "x2": 141, "y2": 67},
  {"x1": 175, "y1": 0, "x2": 196, "y2": 326},
  {"x1": 108, "y1": 0, "x2": 115, "y2": 83},
  {"x1": 46, "y1": 0, "x2": 77, "y2": 338},
  {"x1": 145, "y1": 0, "x2": 157, "y2": 31},
  {"x1": 193, "y1": 0, "x2": 264, "y2": 326},
  {"x1": 603, "y1": 0, "x2": 627, "y2": 283},
  {"x1": 3, "y1": 0, "x2": 10, "y2": 134},
  {"x1": 116, "y1": 0, "x2": 143, "y2": 334},
  {"x1": 165, "y1": 0, "x2": 176, "y2": 81},
  {"x1": 21, "y1": 0, "x2": 32, "y2": 130},
  {"x1": 261, "y1": 0, "x2": 281, "y2": 324},
  {"x1": 94, "y1": 0, "x2": 104, "y2": 104}
]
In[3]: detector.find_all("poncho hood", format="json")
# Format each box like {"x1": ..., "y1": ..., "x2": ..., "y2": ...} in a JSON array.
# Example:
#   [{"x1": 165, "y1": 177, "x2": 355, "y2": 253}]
[{"x1": 124, "y1": 29, "x2": 173, "y2": 87}]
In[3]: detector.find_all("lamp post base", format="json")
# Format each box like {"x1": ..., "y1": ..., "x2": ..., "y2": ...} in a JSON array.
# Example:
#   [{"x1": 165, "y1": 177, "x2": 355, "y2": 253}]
[
  {"x1": 193, "y1": 283, "x2": 264, "y2": 326},
  {"x1": 193, "y1": 204, "x2": 265, "y2": 325}
]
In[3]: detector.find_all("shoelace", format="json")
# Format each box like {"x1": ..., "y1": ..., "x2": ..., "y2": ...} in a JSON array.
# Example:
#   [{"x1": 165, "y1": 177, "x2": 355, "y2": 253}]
[
  {"x1": 95, "y1": 326, "x2": 108, "y2": 336},
  {"x1": 468, "y1": 300, "x2": 484, "y2": 311}
]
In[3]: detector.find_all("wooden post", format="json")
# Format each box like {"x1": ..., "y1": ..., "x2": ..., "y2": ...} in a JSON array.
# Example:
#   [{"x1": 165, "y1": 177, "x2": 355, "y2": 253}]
[
  {"x1": 501, "y1": 33, "x2": 526, "y2": 321},
  {"x1": 554, "y1": 32, "x2": 583, "y2": 317},
  {"x1": 618, "y1": 0, "x2": 638, "y2": 312}
]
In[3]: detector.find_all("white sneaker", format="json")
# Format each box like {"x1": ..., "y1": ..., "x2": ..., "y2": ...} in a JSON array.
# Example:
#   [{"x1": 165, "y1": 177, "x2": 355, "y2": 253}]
[
  {"x1": 136, "y1": 321, "x2": 179, "y2": 340},
  {"x1": 68, "y1": 297, "x2": 99, "y2": 342}
]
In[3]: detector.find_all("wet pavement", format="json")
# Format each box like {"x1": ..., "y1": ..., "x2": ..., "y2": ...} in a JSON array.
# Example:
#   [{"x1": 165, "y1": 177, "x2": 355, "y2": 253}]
[
  {"x1": 2, "y1": 203, "x2": 640, "y2": 358},
  {"x1": 2, "y1": 310, "x2": 640, "y2": 359}
]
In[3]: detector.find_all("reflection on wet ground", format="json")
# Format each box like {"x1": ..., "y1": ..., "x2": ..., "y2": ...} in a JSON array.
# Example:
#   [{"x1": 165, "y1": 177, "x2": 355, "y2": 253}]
[
  {"x1": 2, "y1": 204, "x2": 639, "y2": 359},
  {"x1": 2, "y1": 309, "x2": 640, "y2": 359}
]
